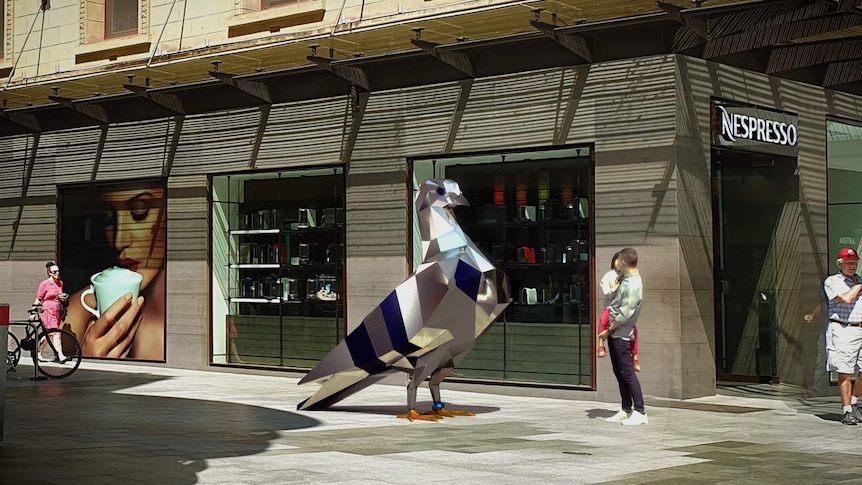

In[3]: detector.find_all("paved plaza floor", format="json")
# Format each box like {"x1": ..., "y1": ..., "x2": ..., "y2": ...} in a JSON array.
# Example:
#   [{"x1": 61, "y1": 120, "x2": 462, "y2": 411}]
[{"x1": 1, "y1": 362, "x2": 860, "y2": 485}]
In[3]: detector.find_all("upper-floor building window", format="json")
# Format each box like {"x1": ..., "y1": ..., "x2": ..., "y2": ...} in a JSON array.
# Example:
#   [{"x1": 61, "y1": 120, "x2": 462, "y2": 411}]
[
  {"x1": 262, "y1": 0, "x2": 295, "y2": 8},
  {"x1": 106, "y1": 0, "x2": 138, "y2": 38}
]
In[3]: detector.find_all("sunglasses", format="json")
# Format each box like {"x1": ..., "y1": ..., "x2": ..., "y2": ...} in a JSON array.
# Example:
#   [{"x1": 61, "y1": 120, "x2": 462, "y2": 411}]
[{"x1": 50, "y1": 269, "x2": 60, "y2": 274}]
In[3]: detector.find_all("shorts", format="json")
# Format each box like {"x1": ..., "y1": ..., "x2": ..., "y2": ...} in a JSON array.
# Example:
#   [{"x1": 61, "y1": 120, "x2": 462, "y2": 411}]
[{"x1": 826, "y1": 321, "x2": 862, "y2": 374}]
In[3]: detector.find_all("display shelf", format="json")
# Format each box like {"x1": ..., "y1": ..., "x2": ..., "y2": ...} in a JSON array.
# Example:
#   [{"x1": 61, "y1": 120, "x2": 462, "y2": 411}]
[
  {"x1": 229, "y1": 263, "x2": 342, "y2": 270},
  {"x1": 230, "y1": 229, "x2": 281, "y2": 235},
  {"x1": 229, "y1": 227, "x2": 343, "y2": 236},
  {"x1": 230, "y1": 263, "x2": 281, "y2": 269},
  {"x1": 231, "y1": 297, "x2": 282, "y2": 304}
]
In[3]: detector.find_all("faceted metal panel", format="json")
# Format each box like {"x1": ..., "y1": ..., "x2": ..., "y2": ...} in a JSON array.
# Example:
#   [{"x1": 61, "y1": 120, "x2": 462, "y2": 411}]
[{"x1": 298, "y1": 179, "x2": 510, "y2": 411}]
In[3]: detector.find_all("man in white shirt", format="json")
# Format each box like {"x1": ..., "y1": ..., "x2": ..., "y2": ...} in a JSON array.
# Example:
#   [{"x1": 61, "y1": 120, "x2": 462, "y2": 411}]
[{"x1": 823, "y1": 247, "x2": 862, "y2": 425}]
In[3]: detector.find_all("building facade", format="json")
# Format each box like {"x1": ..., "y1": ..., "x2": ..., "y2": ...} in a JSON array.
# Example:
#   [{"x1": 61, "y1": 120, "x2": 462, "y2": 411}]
[{"x1": 1, "y1": 0, "x2": 861, "y2": 402}]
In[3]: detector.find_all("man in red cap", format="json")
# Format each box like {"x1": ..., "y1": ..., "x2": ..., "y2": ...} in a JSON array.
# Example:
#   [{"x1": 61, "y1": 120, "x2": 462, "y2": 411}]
[{"x1": 824, "y1": 247, "x2": 862, "y2": 424}]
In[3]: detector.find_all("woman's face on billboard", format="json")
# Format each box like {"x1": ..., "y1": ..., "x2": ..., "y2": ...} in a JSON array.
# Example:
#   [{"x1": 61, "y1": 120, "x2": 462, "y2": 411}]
[{"x1": 103, "y1": 188, "x2": 166, "y2": 284}]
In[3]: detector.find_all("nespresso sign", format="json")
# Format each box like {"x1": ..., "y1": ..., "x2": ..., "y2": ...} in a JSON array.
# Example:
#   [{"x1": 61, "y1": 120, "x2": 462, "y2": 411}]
[{"x1": 712, "y1": 102, "x2": 799, "y2": 156}]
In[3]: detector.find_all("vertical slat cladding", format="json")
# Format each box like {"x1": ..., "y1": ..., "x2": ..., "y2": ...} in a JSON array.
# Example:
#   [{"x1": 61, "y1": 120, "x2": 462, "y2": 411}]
[
  {"x1": 707, "y1": 3, "x2": 793, "y2": 39},
  {"x1": 167, "y1": 176, "x2": 208, "y2": 261},
  {"x1": 453, "y1": 68, "x2": 576, "y2": 152},
  {"x1": 0, "y1": 207, "x2": 17, "y2": 256},
  {"x1": 0, "y1": 134, "x2": 31, "y2": 198},
  {"x1": 97, "y1": 118, "x2": 175, "y2": 180},
  {"x1": 0, "y1": 135, "x2": 35, "y2": 258},
  {"x1": 256, "y1": 97, "x2": 348, "y2": 170},
  {"x1": 569, "y1": 56, "x2": 677, "y2": 150},
  {"x1": 345, "y1": 84, "x2": 459, "y2": 328},
  {"x1": 771, "y1": 38, "x2": 862, "y2": 74},
  {"x1": 171, "y1": 109, "x2": 260, "y2": 176},
  {"x1": 348, "y1": 84, "x2": 460, "y2": 255},
  {"x1": 351, "y1": 84, "x2": 459, "y2": 174},
  {"x1": 9, "y1": 204, "x2": 56, "y2": 258},
  {"x1": 27, "y1": 127, "x2": 101, "y2": 196},
  {"x1": 674, "y1": 56, "x2": 862, "y2": 387}
]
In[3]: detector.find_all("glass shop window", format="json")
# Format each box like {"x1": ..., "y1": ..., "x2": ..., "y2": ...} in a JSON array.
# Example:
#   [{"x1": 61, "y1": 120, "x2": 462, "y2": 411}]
[
  {"x1": 827, "y1": 119, "x2": 862, "y2": 263},
  {"x1": 211, "y1": 167, "x2": 346, "y2": 368},
  {"x1": 412, "y1": 146, "x2": 594, "y2": 387},
  {"x1": 106, "y1": 0, "x2": 139, "y2": 38}
]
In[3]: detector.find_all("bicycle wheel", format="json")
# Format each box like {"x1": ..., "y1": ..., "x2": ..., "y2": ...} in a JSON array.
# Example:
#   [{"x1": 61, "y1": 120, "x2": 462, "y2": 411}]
[
  {"x1": 37, "y1": 328, "x2": 82, "y2": 379},
  {"x1": 6, "y1": 332, "x2": 20, "y2": 372}
]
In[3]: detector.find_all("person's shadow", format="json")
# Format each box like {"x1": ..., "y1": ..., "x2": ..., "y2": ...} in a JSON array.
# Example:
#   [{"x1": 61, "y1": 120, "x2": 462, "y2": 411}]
[
  {"x1": 1, "y1": 367, "x2": 320, "y2": 484},
  {"x1": 586, "y1": 408, "x2": 617, "y2": 419}
]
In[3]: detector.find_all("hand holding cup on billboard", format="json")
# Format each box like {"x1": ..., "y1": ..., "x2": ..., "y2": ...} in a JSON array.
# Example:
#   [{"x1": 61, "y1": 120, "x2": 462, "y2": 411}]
[
  {"x1": 80, "y1": 291, "x2": 146, "y2": 358},
  {"x1": 79, "y1": 267, "x2": 146, "y2": 358}
]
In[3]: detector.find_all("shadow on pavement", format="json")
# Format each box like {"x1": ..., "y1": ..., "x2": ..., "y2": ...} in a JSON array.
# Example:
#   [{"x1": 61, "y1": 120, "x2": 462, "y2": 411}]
[
  {"x1": 1, "y1": 366, "x2": 320, "y2": 485},
  {"x1": 586, "y1": 408, "x2": 616, "y2": 419},
  {"x1": 326, "y1": 402, "x2": 500, "y2": 417},
  {"x1": 814, "y1": 412, "x2": 844, "y2": 423}
]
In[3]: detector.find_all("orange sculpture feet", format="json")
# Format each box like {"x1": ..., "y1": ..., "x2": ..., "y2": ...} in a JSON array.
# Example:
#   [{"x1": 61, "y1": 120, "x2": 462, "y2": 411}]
[
  {"x1": 397, "y1": 409, "x2": 442, "y2": 422},
  {"x1": 424, "y1": 407, "x2": 475, "y2": 418}
]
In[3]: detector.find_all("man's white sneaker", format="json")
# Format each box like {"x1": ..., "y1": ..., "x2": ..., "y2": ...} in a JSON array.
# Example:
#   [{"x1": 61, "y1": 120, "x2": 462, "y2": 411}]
[
  {"x1": 621, "y1": 411, "x2": 649, "y2": 426},
  {"x1": 605, "y1": 410, "x2": 631, "y2": 423}
]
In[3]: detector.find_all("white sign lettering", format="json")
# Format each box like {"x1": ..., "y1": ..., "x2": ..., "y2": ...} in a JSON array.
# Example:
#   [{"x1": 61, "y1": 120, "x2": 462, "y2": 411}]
[{"x1": 718, "y1": 106, "x2": 798, "y2": 147}]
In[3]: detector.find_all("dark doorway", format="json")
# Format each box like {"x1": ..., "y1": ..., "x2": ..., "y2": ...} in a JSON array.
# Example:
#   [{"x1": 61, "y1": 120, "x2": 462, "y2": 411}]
[{"x1": 712, "y1": 148, "x2": 798, "y2": 382}]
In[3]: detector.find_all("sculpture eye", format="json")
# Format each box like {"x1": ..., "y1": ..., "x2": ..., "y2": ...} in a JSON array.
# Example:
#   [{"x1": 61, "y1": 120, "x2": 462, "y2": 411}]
[{"x1": 436, "y1": 187, "x2": 445, "y2": 195}]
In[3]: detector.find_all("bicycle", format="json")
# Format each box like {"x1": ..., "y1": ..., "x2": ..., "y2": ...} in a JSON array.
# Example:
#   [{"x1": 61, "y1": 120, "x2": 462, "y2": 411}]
[{"x1": 6, "y1": 305, "x2": 83, "y2": 379}]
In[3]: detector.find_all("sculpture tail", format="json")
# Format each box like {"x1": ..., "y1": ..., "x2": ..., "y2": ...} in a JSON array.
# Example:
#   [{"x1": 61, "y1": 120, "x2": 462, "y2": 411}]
[{"x1": 297, "y1": 371, "x2": 391, "y2": 411}]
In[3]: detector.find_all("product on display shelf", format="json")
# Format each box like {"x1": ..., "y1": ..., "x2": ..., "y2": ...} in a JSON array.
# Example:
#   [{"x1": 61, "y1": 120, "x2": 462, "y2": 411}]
[
  {"x1": 315, "y1": 274, "x2": 338, "y2": 301},
  {"x1": 298, "y1": 208, "x2": 317, "y2": 228},
  {"x1": 518, "y1": 205, "x2": 537, "y2": 222}
]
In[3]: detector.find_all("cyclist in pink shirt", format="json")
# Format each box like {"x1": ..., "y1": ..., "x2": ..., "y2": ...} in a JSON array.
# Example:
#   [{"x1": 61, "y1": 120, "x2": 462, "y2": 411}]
[{"x1": 33, "y1": 261, "x2": 69, "y2": 362}]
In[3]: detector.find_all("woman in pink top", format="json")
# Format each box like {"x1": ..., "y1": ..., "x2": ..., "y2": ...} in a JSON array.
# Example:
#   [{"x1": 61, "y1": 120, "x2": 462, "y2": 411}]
[{"x1": 33, "y1": 261, "x2": 69, "y2": 362}]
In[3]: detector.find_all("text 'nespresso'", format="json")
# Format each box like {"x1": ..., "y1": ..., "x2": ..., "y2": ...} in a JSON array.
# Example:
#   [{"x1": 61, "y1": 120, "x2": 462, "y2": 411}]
[{"x1": 718, "y1": 106, "x2": 798, "y2": 147}]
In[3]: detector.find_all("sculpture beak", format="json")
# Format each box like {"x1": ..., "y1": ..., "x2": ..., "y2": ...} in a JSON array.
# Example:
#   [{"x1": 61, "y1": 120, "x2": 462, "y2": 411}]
[{"x1": 449, "y1": 193, "x2": 470, "y2": 207}]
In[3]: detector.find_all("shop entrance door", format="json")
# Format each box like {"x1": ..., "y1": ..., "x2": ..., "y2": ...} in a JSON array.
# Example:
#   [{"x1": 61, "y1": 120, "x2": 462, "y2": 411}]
[{"x1": 712, "y1": 148, "x2": 798, "y2": 382}]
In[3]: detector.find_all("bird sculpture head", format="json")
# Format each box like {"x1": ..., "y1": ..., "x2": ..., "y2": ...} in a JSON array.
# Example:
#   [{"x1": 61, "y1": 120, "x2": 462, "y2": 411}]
[{"x1": 417, "y1": 178, "x2": 470, "y2": 211}]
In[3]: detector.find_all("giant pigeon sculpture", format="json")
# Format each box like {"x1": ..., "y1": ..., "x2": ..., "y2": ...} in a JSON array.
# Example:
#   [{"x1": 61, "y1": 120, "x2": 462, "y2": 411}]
[{"x1": 297, "y1": 178, "x2": 510, "y2": 421}]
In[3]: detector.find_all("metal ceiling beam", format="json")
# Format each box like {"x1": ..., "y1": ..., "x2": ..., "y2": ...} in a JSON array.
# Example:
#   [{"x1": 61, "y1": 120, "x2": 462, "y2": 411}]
[
  {"x1": 47, "y1": 96, "x2": 109, "y2": 124},
  {"x1": 657, "y1": 1, "x2": 707, "y2": 38},
  {"x1": 307, "y1": 56, "x2": 371, "y2": 91},
  {"x1": 838, "y1": 0, "x2": 862, "y2": 12},
  {"x1": 123, "y1": 84, "x2": 186, "y2": 114},
  {"x1": 767, "y1": 36, "x2": 862, "y2": 73},
  {"x1": 530, "y1": 21, "x2": 592, "y2": 62},
  {"x1": 702, "y1": 0, "x2": 811, "y2": 39},
  {"x1": 208, "y1": 71, "x2": 272, "y2": 104},
  {"x1": 824, "y1": 59, "x2": 862, "y2": 87},
  {"x1": 705, "y1": 12, "x2": 862, "y2": 59},
  {"x1": 410, "y1": 39, "x2": 475, "y2": 77},
  {"x1": 0, "y1": 110, "x2": 40, "y2": 132}
]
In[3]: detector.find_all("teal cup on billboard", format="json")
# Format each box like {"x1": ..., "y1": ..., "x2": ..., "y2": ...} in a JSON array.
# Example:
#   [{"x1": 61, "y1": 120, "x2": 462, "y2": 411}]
[{"x1": 80, "y1": 266, "x2": 143, "y2": 318}]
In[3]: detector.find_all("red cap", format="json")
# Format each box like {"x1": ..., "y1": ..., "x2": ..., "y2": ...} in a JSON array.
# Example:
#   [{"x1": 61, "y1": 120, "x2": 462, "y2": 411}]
[{"x1": 840, "y1": 247, "x2": 860, "y2": 261}]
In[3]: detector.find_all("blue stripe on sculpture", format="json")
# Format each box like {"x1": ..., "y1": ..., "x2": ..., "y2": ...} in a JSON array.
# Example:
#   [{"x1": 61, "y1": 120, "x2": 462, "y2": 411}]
[
  {"x1": 454, "y1": 259, "x2": 482, "y2": 301},
  {"x1": 345, "y1": 324, "x2": 386, "y2": 373},
  {"x1": 380, "y1": 291, "x2": 419, "y2": 354}
]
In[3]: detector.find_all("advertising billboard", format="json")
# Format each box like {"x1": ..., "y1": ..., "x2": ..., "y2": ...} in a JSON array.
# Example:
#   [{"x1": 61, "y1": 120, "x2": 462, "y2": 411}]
[{"x1": 59, "y1": 178, "x2": 166, "y2": 362}]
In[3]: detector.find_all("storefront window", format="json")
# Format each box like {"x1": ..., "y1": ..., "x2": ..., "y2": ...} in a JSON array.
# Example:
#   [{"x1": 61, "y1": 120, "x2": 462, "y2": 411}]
[
  {"x1": 412, "y1": 146, "x2": 593, "y2": 387},
  {"x1": 211, "y1": 167, "x2": 345, "y2": 368},
  {"x1": 827, "y1": 119, "x2": 862, "y2": 264}
]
